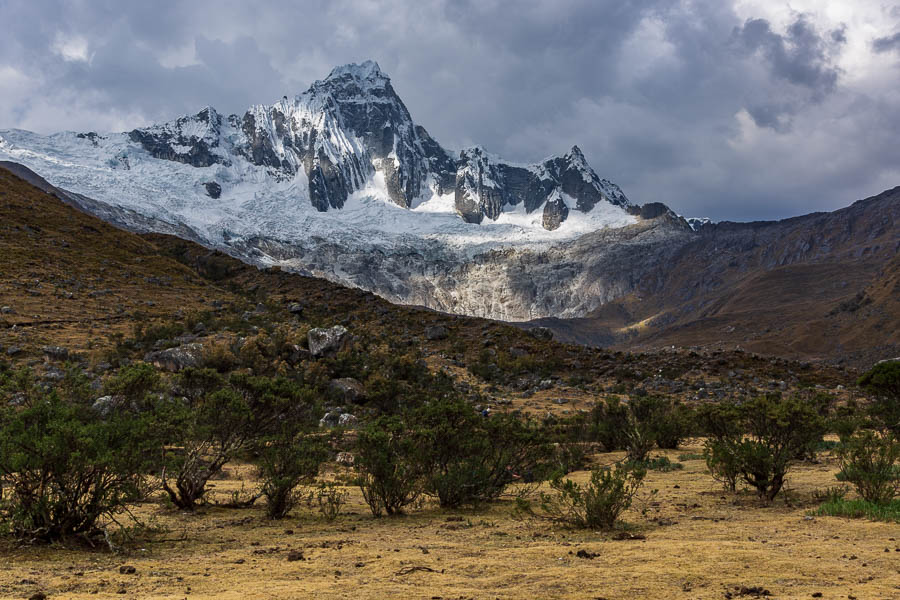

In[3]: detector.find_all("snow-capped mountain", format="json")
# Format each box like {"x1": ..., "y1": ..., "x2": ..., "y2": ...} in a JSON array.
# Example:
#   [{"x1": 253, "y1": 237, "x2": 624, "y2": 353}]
[{"x1": 0, "y1": 60, "x2": 693, "y2": 320}]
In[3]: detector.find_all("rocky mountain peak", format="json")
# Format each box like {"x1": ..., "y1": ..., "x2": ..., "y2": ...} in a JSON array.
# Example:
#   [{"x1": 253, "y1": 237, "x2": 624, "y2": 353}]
[
  {"x1": 13, "y1": 60, "x2": 635, "y2": 234},
  {"x1": 324, "y1": 60, "x2": 388, "y2": 85}
]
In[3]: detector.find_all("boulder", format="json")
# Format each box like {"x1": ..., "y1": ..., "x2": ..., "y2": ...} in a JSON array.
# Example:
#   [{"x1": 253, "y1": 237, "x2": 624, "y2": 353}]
[
  {"x1": 308, "y1": 326, "x2": 349, "y2": 357},
  {"x1": 42, "y1": 345, "x2": 70, "y2": 361},
  {"x1": 424, "y1": 325, "x2": 449, "y2": 340},
  {"x1": 144, "y1": 343, "x2": 204, "y2": 372},
  {"x1": 329, "y1": 378, "x2": 366, "y2": 403},
  {"x1": 91, "y1": 395, "x2": 118, "y2": 417},
  {"x1": 319, "y1": 410, "x2": 341, "y2": 428},
  {"x1": 288, "y1": 302, "x2": 305, "y2": 315},
  {"x1": 528, "y1": 327, "x2": 554, "y2": 341},
  {"x1": 203, "y1": 181, "x2": 221, "y2": 199},
  {"x1": 338, "y1": 413, "x2": 359, "y2": 427},
  {"x1": 509, "y1": 347, "x2": 529, "y2": 358}
]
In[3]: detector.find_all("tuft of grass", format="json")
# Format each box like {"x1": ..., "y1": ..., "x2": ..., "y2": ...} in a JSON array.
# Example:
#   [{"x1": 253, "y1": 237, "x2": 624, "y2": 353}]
[
  {"x1": 812, "y1": 498, "x2": 900, "y2": 523},
  {"x1": 677, "y1": 452, "x2": 704, "y2": 461}
]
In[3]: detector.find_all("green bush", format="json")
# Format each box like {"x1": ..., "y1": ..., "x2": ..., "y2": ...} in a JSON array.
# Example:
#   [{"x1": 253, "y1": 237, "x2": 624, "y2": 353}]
[
  {"x1": 589, "y1": 396, "x2": 631, "y2": 452},
  {"x1": 257, "y1": 432, "x2": 327, "y2": 519},
  {"x1": 103, "y1": 362, "x2": 163, "y2": 408},
  {"x1": 160, "y1": 374, "x2": 318, "y2": 510},
  {"x1": 858, "y1": 361, "x2": 900, "y2": 434},
  {"x1": 355, "y1": 417, "x2": 422, "y2": 516},
  {"x1": 652, "y1": 401, "x2": 693, "y2": 450},
  {"x1": 0, "y1": 394, "x2": 155, "y2": 543},
  {"x1": 410, "y1": 398, "x2": 551, "y2": 508},
  {"x1": 836, "y1": 430, "x2": 900, "y2": 504},
  {"x1": 307, "y1": 482, "x2": 348, "y2": 521},
  {"x1": 638, "y1": 455, "x2": 684, "y2": 472},
  {"x1": 701, "y1": 395, "x2": 828, "y2": 502},
  {"x1": 538, "y1": 463, "x2": 646, "y2": 529}
]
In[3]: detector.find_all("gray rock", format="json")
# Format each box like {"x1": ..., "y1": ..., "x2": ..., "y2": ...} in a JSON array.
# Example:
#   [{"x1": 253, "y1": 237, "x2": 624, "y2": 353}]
[
  {"x1": 0, "y1": 306, "x2": 13, "y2": 314},
  {"x1": 288, "y1": 302, "x2": 304, "y2": 315},
  {"x1": 542, "y1": 195, "x2": 569, "y2": 231},
  {"x1": 42, "y1": 366, "x2": 65, "y2": 381},
  {"x1": 144, "y1": 343, "x2": 204, "y2": 372},
  {"x1": 528, "y1": 327, "x2": 554, "y2": 341},
  {"x1": 319, "y1": 410, "x2": 342, "y2": 428},
  {"x1": 41, "y1": 345, "x2": 70, "y2": 361},
  {"x1": 329, "y1": 378, "x2": 366, "y2": 403},
  {"x1": 308, "y1": 326, "x2": 349, "y2": 357},
  {"x1": 639, "y1": 202, "x2": 671, "y2": 219},
  {"x1": 91, "y1": 395, "x2": 118, "y2": 417},
  {"x1": 509, "y1": 347, "x2": 529, "y2": 358},
  {"x1": 6, "y1": 346, "x2": 21, "y2": 356},
  {"x1": 338, "y1": 413, "x2": 359, "y2": 427},
  {"x1": 203, "y1": 181, "x2": 221, "y2": 199},
  {"x1": 424, "y1": 325, "x2": 449, "y2": 341}
]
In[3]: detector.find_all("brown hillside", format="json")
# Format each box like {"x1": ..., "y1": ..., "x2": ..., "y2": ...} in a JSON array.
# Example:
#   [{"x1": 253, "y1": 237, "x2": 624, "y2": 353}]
[
  {"x1": 0, "y1": 164, "x2": 857, "y2": 412},
  {"x1": 537, "y1": 188, "x2": 900, "y2": 368}
]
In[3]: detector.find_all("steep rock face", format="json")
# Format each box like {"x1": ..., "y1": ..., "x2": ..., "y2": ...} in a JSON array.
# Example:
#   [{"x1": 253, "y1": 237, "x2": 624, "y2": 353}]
[
  {"x1": 542, "y1": 193, "x2": 569, "y2": 231},
  {"x1": 128, "y1": 107, "x2": 225, "y2": 168},
  {"x1": 452, "y1": 145, "x2": 632, "y2": 228}
]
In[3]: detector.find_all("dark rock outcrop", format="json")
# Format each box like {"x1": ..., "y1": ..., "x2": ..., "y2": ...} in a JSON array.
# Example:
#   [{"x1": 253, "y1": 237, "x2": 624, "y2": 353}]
[{"x1": 204, "y1": 182, "x2": 221, "y2": 199}]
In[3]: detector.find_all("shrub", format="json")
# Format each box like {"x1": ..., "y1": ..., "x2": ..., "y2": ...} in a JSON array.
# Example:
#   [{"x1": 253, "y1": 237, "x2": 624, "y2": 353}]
[
  {"x1": 858, "y1": 361, "x2": 900, "y2": 434},
  {"x1": 836, "y1": 431, "x2": 900, "y2": 504},
  {"x1": 0, "y1": 394, "x2": 155, "y2": 543},
  {"x1": 652, "y1": 401, "x2": 693, "y2": 450},
  {"x1": 160, "y1": 374, "x2": 318, "y2": 510},
  {"x1": 704, "y1": 438, "x2": 742, "y2": 492},
  {"x1": 257, "y1": 432, "x2": 327, "y2": 519},
  {"x1": 639, "y1": 455, "x2": 684, "y2": 472},
  {"x1": 355, "y1": 416, "x2": 422, "y2": 516},
  {"x1": 410, "y1": 398, "x2": 551, "y2": 508},
  {"x1": 103, "y1": 362, "x2": 163, "y2": 408},
  {"x1": 589, "y1": 396, "x2": 631, "y2": 452},
  {"x1": 700, "y1": 395, "x2": 828, "y2": 501},
  {"x1": 538, "y1": 463, "x2": 646, "y2": 529},
  {"x1": 308, "y1": 482, "x2": 348, "y2": 521}
]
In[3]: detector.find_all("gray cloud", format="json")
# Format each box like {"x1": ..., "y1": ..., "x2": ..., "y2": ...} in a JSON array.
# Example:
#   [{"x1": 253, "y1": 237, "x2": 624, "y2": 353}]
[
  {"x1": 873, "y1": 31, "x2": 900, "y2": 53},
  {"x1": 0, "y1": 0, "x2": 898, "y2": 222}
]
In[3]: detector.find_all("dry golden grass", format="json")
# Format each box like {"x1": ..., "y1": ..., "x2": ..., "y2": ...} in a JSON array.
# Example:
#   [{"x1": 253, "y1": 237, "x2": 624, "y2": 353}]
[{"x1": 2, "y1": 443, "x2": 898, "y2": 600}]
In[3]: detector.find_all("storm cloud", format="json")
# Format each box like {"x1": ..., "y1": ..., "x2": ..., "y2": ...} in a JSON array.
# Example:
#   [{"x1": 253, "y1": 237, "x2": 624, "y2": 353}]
[{"x1": 0, "y1": 0, "x2": 898, "y2": 221}]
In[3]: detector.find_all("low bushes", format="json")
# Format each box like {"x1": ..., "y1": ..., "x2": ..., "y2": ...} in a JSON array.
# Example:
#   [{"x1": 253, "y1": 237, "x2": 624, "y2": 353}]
[
  {"x1": 536, "y1": 463, "x2": 646, "y2": 529},
  {"x1": 354, "y1": 398, "x2": 552, "y2": 515},
  {"x1": 700, "y1": 394, "x2": 828, "y2": 502},
  {"x1": 355, "y1": 416, "x2": 423, "y2": 516},
  {"x1": 0, "y1": 394, "x2": 156, "y2": 543},
  {"x1": 836, "y1": 431, "x2": 900, "y2": 505}
]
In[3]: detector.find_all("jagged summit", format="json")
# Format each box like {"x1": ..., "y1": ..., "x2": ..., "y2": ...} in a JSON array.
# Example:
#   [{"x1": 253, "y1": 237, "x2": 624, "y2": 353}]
[
  {"x1": 324, "y1": 60, "x2": 388, "y2": 84},
  {"x1": 0, "y1": 60, "x2": 656, "y2": 267}
]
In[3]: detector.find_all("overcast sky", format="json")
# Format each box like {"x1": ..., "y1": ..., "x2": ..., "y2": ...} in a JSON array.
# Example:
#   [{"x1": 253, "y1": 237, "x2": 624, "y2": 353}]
[{"x1": 1, "y1": 0, "x2": 899, "y2": 221}]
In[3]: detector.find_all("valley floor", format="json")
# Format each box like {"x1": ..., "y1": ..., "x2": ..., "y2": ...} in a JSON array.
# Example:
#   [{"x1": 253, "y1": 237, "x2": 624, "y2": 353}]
[{"x1": 2, "y1": 442, "x2": 897, "y2": 600}]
